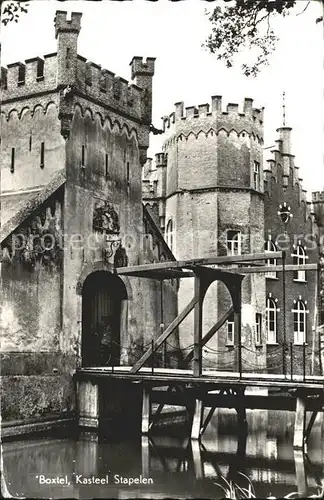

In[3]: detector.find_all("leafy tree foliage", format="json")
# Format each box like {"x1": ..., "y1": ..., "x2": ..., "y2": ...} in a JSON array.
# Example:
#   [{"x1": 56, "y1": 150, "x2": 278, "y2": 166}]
[
  {"x1": 204, "y1": 0, "x2": 321, "y2": 77},
  {"x1": 1, "y1": 1, "x2": 29, "y2": 25}
]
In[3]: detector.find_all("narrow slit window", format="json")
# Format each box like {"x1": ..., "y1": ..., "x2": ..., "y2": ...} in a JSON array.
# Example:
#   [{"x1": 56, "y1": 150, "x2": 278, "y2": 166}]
[
  {"x1": 10, "y1": 148, "x2": 15, "y2": 173},
  {"x1": 81, "y1": 145, "x2": 85, "y2": 167},
  {"x1": 29, "y1": 135, "x2": 32, "y2": 151},
  {"x1": 126, "y1": 161, "x2": 130, "y2": 185},
  {"x1": 105, "y1": 153, "x2": 109, "y2": 177},
  {"x1": 40, "y1": 142, "x2": 45, "y2": 169},
  {"x1": 66, "y1": 48, "x2": 70, "y2": 69}
]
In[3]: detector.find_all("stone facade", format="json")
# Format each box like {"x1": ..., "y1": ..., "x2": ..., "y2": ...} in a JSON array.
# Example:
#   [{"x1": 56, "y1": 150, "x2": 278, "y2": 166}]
[
  {"x1": 143, "y1": 101, "x2": 322, "y2": 376},
  {"x1": 0, "y1": 11, "x2": 177, "y2": 424}
]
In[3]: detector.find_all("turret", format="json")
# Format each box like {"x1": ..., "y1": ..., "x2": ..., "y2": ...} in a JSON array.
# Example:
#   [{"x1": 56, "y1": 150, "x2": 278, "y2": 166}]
[
  {"x1": 130, "y1": 57, "x2": 155, "y2": 123},
  {"x1": 55, "y1": 11, "x2": 82, "y2": 87}
]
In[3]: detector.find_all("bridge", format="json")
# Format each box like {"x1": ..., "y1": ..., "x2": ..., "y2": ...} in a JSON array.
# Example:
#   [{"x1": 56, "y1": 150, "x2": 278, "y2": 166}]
[{"x1": 75, "y1": 252, "x2": 324, "y2": 450}]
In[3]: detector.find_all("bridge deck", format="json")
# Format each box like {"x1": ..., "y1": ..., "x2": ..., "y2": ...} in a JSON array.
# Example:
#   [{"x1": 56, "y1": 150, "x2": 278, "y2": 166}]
[{"x1": 76, "y1": 366, "x2": 324, "y2": 390}]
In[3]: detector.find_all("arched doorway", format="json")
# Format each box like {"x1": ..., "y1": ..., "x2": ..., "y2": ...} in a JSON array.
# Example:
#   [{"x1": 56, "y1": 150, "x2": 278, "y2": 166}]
[{"x1": 81, "y1": 271, "x2": 127, "y2": 367}]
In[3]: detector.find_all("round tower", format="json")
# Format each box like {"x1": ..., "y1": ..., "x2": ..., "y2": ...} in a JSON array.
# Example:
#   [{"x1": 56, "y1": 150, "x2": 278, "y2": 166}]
[{"x1": 162, "y1": 96, "x2": 266, "y2": 371}]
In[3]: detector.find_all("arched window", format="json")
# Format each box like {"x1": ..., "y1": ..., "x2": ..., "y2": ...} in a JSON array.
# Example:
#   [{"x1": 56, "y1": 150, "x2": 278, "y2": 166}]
[
  {"x1": 265, "y1": 239, "x2": 277, "y2": 279},
  {"x1": 292, "y1": 299, "x2": 307, "y2": 344},
  {"x1": 165, "y1": 219, "x2": 173, "y2": 252},
  {"x1": 292, "y1": 245, "x2": 307, "y2": 281},
  {"x1": 266, "y1": 297, "x2": 278, "y2": 344}
]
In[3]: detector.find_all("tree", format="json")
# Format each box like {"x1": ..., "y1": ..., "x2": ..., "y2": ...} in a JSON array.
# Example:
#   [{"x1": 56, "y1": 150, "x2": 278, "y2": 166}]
[
  {"x1": 204, "y1": 0, "x2": 324, "y2": 77},
  {"x1": 1, "y1": 0, "x2": 29, "y2": 25}
]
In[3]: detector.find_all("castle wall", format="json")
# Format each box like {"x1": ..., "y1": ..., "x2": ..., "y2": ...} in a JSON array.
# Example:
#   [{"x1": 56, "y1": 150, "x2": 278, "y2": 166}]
[
  {"x1": 0, "y1": 192, "x2": 75, "y2": 421},
  {"x1": 0, "y1": 98, "x2": 65, "y2": 225}
]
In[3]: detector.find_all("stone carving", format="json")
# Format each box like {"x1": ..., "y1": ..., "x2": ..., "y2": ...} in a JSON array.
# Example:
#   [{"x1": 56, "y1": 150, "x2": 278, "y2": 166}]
[
  {"x1": 1, "y1": 201, "x2": 63, "y2": 270},
  {"x1": 93, "y1": 200, "x2": 120, "y2": 235},
  {"x1": 92, "y1": 199, "x2": 128, "y2": 268}
]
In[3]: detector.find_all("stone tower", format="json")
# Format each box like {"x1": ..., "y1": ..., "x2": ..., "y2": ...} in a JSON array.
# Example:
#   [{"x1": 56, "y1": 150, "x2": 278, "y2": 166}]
[{"x1": 156, "y1": 97, "x2": 267, "y2": 371}]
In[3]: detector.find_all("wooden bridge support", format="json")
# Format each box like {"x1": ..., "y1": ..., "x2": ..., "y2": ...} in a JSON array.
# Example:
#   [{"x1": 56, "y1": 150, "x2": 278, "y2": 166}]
[
  {"x1": 77, "y1": 380, "x2": 99, "y2": 429},
  {"x1": 141, "y1": 436, "x2": 150, "y2": 477},
  {"x1": 191, "y1": 399, "x2": 204, "y2": 440},
  {"x1": 141, "y1": 386, "x2": 151, "y2": 434},
  {"x1": 294, "y1": 449, "x2": 308, "y2": 496},
  {"x1": 304, "y1": 411, "x2": 318, "y2": 445},
  {"x1": 293, "y1": 395, "x2": 306, "y2": 449},
  {"x1": 189, "y1": 440, "x2": 204, "y2": 479}
]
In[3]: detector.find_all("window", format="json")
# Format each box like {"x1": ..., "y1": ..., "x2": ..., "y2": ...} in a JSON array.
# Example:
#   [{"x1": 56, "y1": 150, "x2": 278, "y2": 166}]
[
  {"x1": 36, "y1": 59, "x2": 44, "y2": 80},
  {"x1": 253, "y1": 161, "x2": 260, "y2": 190},
  {"x1": 265, "y1": 239, "x2": 277, "y2": 279},
  {"x1": 166, "y1": 219, "x2": 173, "y2": 252},
  {"x1": 81, "y1": 145, "x2": 85, "y2": 167},
  {"x1": 105, "y1": 153, "x2": 109, "y2": 178},
  {"x1": 29, "y1": 135, "x2": 32, "y2": 152},
  {"x1": 266, "y1": 297, "x2": 277, "y2": 344},
  {"x1": 18, "y1": 64, "x2": 25, "y2": 85},
  {"x1": 255, "y1": 313, "x2": 262, "y2": 345},
  {"x1": 40, "y1": 142, "x2": 45, "y2": 169},
  {"x1": 10, "y1": 148, "x2": 15, "y2": 173},
  {"x1": 227, "y1": 315, "x2": 234, "y2": 346},
  {"x1": 126, "y1": 161, "x2": 130, "y2": 186},
  {"x1": 292, "y1": 245, "x2": 306, "y2": 281},
  {"x1": 66, "y1": 48, "x2": 70, "y2": 69},
  {"x1": 293, "y1": 299, "x2": 307, "y2": 344},
  {"x1": 227, "y1": 230, "x2": 241, "y2": 256}
]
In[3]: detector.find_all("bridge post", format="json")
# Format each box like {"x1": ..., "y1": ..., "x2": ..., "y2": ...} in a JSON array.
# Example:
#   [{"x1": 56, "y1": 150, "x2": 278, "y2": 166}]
[
  {"x1": 141, "y1": 386, "x2": 151, "y2": 434},
  {"x1": 193, "y1": 275, "x2": 204, "y2": 377},
  {"x1": 77, "y1": 380, "x2": 100, "y2": 429},
  {"x1": 189, "y1": 439, "x2": 204, "y2": 479},
  {"x1": 293, "y1": 394, "x2": 306, "y2": 449},
  {"x1": 191, "y1": 398, "x2": 204, "y2": 440},
  {"x1": 294, "y1": 449, "x2": 308, "y2": 496},
  {"x1": 141, "y1": 436, "x2": 150, "y2": 477}
]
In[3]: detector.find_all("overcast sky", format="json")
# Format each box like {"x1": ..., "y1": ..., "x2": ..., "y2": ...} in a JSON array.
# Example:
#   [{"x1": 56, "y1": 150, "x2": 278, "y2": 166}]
[{"x1": 2, "y1": 0, "x2": 323, "y2": 195}]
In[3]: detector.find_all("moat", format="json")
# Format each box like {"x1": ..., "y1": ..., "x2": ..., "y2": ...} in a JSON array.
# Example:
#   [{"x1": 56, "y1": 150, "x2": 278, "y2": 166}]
[{"x1": 3, "y1": 409, "x2": 324, "y2": 499}]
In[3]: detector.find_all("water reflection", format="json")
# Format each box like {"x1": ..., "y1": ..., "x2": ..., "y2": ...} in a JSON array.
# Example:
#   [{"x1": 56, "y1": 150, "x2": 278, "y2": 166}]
[{"x1": 2, "y1": 409, "x2": 324, "y2": 499}]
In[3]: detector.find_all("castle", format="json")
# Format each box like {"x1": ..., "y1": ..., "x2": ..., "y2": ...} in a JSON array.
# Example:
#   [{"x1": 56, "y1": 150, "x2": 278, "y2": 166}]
[
  {"x1": 0, "y1": 11, "x2": 323, "y2": 433},
  {"x1": 143, "y1": 100, "x2": 324, "y2": 377}
]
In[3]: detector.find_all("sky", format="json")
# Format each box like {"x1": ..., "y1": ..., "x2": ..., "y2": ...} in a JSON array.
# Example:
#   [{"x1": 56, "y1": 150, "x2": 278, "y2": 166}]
[{"x1": 1, "y1": 0, "x2": 323, "y2": 195}]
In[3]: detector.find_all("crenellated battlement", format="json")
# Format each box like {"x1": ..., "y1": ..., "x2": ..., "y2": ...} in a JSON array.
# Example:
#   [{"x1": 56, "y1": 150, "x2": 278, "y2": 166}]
[
  {"x1": 312, "y1": 192, "x2": 324, "y2": 203},
  {"x1": 74, "y1": 55, "x2": 145, "y2": 119},
  {"x1": 130, "y1": 57, "x2": 155, "y2": 79},
  {"x1": 1, "y1": 54, "x2": 58, "y2": 99},
  {"x1": 1, "y1": 9, "x2": 155, "y2": 127},
  {"x1": 54, "y1": 11, "x2": 82, "y2": 38},
  {"x1": 162, "y1": 97, "x2": 264, "y2": 141}
]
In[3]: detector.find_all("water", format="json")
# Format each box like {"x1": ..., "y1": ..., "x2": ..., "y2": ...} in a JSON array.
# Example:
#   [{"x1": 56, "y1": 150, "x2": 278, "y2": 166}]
[{"x1": 2, "y1": 409, "x2": 324, "y2": 499}]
